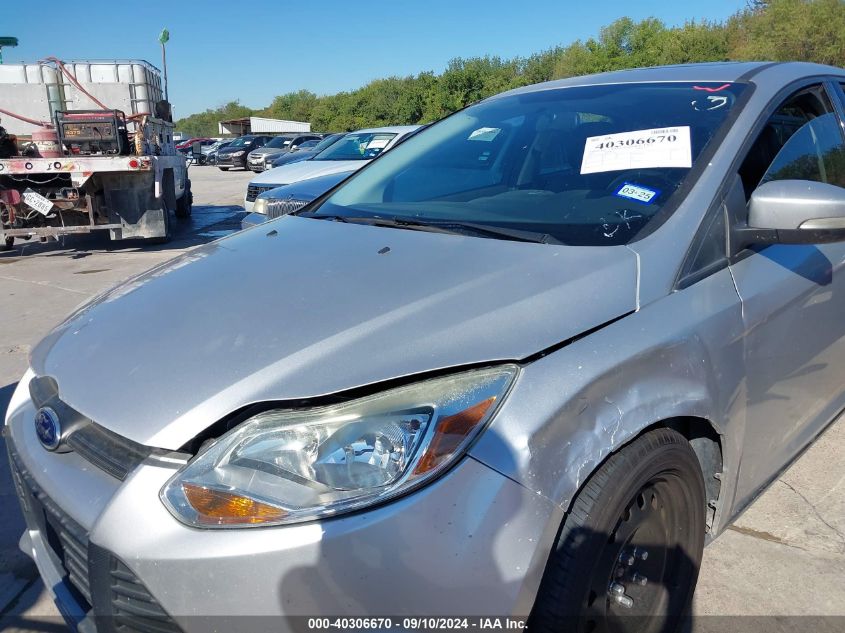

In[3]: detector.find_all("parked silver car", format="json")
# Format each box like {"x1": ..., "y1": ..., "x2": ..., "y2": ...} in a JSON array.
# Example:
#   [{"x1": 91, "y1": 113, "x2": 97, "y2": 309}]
[
  {"x1": 246, "y1": 134, "x2": 324, "y2": 172},
  {"x1": 8, "y1": 62, "x2": 845, "y2": 632},
  {"x1": 242, "y1": 170, "x2": 354, "y2": 230}
]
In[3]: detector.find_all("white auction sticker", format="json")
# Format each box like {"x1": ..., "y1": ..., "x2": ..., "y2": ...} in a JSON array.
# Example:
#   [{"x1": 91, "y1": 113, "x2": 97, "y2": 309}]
[
  {"x1": 580, "y1": 126, "x2": 692, "y2": 175},
  {"x1": 366, "y1": 137, "x2": 391, "y2": 150},
  {"x1": 22, "y1": 189, "x2": 54, "y2": 216}
]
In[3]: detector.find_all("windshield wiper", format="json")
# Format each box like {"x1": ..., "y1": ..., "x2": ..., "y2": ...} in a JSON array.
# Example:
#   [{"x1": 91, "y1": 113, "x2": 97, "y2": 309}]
[
  {"x1": 421, "y1": 220, "x2": 559, "y2": 244},
  {"x1": 304, "y1": 213, "x2": 349, "y2": 222},
  {"x1": 303, "y1": 214, "x2": 558, "y2": 244}
]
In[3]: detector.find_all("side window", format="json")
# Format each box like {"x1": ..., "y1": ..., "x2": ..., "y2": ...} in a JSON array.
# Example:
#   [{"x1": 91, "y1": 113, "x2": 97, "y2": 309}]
[
  {"x1": 738, "y1": 85, "x2": 845, "y2": 199},
  {"x1": 678, "y1": 202, "x2": 728, "y2": 288},
  {"x1": 761, "y1": 113, "x2": 845, "y2": 186}
]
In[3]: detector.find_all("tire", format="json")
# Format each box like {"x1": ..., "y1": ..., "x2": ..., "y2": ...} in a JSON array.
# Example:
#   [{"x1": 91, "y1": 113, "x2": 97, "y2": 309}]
[
  {"x1": 1, "y1": 236, "x2": 12, "y2": 251},
  {"x1": 175, "y1": 180, "x2": 193, "y2": 219},
  {"x1": 530, "y1": 428, "x2": 705, "y2": 633},
  {"x1": 218, "y1": 167, "x2": 229, "y2": 172}
]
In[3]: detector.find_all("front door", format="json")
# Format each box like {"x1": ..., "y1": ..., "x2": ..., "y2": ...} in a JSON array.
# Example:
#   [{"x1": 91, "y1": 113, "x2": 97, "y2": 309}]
[{"x1": 729, "y1": 82, "x2": 845, "y2": 504}]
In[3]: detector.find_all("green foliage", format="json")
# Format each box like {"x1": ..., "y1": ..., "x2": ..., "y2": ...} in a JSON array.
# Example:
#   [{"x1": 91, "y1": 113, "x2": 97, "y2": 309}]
[
  {"x1": 176, "y1": 100, "x2": 253, "y2": 137},
  {"x1": 175, "y1": 0, "x2": 845, "y2": 136},
  {"x1": 727, "y1": 0, "x2": 845, "y2": 65}
]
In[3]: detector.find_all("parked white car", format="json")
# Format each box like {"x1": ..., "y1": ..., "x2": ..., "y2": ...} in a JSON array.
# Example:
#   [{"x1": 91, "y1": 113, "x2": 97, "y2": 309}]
[{"x1": 244, "y1": 125, "x2": 419, "y2": 211}]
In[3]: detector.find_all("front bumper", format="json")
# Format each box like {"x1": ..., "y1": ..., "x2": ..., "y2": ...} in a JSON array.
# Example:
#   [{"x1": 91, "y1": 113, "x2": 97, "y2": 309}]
[
  {"x1": 217, "y1": 154, "x2": 246, "y2": 168},
  {"x1": 6, "y1": 381, "x2": 557, "y2": 630}
]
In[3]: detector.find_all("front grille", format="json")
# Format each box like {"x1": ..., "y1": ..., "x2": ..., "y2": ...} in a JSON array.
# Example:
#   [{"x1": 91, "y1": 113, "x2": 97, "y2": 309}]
[
  {"x1": 267, "y1": 198, "x2": 310, "y2": 219},
  {"x1": 66, "y1": 423, "x2": 153, "y2": 481},
  {"x1": 246, "y1": 183, "x2": 277, "y2": 202},
  {"x1": 108, "y1": 557, "x2": 182, "y2": 633},
  {"x1": 7, "y1": 438, "x2": 181, "y2": 632},
  {"x1": 8, "y1": 442, "x2": 93, "y2": 606},
  {"x1": 29, "y1": 374, "x2": 154, "y2": 481}
]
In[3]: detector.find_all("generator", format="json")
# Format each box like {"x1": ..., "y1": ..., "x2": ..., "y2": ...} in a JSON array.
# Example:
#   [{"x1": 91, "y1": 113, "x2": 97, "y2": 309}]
[{"x1": 55, "y1": 109, "x2": 130, "y2": 155}]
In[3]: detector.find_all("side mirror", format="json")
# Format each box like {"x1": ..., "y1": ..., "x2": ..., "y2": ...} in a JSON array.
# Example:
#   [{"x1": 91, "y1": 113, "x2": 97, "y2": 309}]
[{"x1": 731, "y1": 180, "x2": 845, "y2": 255}]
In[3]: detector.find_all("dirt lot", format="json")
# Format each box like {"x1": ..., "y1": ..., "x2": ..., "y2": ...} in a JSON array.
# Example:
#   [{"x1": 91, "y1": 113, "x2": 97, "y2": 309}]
[{"x1": 0, "y1": 165, "x2": 843, "y2": 628}]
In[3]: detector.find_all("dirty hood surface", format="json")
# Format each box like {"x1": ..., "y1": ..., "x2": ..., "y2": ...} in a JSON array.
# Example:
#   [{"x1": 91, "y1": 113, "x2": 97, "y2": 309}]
[{"x1": 31, "y1": 216, "x2": 638, "y2": 450}]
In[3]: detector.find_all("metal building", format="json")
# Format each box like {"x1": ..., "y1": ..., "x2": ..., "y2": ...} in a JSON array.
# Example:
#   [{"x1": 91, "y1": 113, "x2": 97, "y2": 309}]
[{"x1": 218, "y1": 116, "x2": 310, "y2": 136}]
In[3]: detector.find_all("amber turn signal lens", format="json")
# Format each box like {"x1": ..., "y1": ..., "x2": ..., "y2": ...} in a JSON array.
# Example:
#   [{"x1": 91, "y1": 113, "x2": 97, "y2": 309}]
[
  {"x1": 413, "y1": 397, "x2": 496, "y2": 475},
  {"x1": 182, "y1": 482, "x2": 287, "y2": 525}
]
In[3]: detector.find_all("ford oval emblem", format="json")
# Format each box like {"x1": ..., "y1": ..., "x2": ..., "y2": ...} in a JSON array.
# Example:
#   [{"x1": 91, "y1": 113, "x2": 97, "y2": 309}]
[{"x1": 34, "y1": 407, "x2": 62, "y2": 451}]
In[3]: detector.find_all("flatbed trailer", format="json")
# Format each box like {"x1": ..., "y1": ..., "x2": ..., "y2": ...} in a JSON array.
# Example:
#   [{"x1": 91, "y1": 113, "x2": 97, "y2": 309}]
[
  {"x1": 0, "y1": 59, "x2": 191, "y2": 249},
  {"x1": 0, "y1": 148, "x2": 190, "y2": 246}
]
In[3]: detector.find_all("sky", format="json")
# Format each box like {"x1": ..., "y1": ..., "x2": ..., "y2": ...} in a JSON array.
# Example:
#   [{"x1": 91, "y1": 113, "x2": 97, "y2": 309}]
[{"x1": 3, "y1": 0, "x2": 748, "y2": 118}]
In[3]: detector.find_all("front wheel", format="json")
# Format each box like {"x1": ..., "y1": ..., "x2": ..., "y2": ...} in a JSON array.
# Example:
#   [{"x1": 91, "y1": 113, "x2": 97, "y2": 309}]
[{"x1": 530, "y1": 428, "x2": 705, "y2": 633}]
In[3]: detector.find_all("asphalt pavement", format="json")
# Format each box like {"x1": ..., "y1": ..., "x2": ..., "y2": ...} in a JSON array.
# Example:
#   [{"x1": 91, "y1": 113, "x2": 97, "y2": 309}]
[{"x1": 0, "y1": 165, "x2": 842, "y2": 630}]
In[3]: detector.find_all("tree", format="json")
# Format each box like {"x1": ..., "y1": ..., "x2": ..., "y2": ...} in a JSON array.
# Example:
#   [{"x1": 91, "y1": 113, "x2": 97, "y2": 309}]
[{"x1": 176, "y1": 0, "x2": 845, "y2": 135}]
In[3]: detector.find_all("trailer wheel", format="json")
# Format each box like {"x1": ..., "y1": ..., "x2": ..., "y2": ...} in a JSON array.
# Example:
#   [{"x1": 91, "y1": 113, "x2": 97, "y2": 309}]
[{"x1": 176, "y1": 180, "x2": 193, "y2": 219}]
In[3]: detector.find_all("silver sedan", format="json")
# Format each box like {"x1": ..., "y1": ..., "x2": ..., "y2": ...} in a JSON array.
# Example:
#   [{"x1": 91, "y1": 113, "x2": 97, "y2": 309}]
[{"x1": 7, "y1": 61, "x2": 845, "y2": 632}]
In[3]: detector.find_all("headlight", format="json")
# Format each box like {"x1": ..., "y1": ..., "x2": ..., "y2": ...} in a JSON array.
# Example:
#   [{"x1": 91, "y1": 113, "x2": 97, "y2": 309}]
[
  {"x1": 253, "y1": 197, "x2": 268, "y2": 215},
  {"x1": 231, "y1": 151, "x2": 245, "y2": 157},
  {"x1": 161, "y1": 365, "x2": 517, "y2": 528}
]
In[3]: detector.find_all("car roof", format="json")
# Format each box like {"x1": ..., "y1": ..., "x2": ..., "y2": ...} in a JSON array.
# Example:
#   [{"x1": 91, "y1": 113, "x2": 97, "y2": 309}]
[
  {"x1": 491, "y1": 61, "x2": 845, "y2": 100},
  {"x1": 351, "y1": 125, "x2": 421, "y2": 134}
]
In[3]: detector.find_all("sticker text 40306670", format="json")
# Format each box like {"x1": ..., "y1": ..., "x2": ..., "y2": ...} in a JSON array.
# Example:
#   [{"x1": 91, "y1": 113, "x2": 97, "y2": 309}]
[{"x1": 580, "y1": 126, "x2": 692, "y2": 175}]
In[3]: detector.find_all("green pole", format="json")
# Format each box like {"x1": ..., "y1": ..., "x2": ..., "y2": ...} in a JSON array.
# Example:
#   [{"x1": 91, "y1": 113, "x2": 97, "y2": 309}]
[{"x1": 158, "y1": 29, "x2": 170, "y2": 102}]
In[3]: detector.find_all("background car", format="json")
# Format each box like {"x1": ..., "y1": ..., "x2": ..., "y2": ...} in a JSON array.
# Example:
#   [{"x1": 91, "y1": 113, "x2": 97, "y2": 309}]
[
  {"x1": 241, "y1": 170, "x2": 355, "y2": 229},
  {"x1": 175, "y1": 137, "x2": 216, "y2": 154},
  {"x1": 247, "y1": 134, "x2": 324, "y2": 172},
  {"x1": 204, "y1": 140, "x2": 231, "y2": 165},
  {"x1": 216, "y1": 135, "x2": 273, "y2": 171},
  {"x1": 269, "y1": 132, "x2": 346, "y2": 169},
  {"x1": 293, "y1": 139, "x2": 320, "y2": 150},
  {"x1": 244, "y1": 126, "x2": 419, "y2": 210}
]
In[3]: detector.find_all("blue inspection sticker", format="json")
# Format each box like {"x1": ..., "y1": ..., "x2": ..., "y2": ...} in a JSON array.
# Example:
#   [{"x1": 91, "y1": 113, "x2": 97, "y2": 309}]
[{"x1": 614, "y1": 182, "x2": 660, "y2": 204}]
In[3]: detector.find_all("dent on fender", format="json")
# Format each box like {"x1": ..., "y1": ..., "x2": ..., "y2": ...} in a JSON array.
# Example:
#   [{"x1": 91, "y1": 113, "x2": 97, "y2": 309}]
[{"x1": 471, "y1": 268, "x2": 746, "y2": 515}]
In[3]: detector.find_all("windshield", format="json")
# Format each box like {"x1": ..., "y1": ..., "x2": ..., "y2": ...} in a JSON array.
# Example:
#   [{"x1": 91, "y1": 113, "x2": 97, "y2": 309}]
[
  {"x1": 228, "y1": 137, "x2": 255, "y2": 148},
  {"x1": 311, "y1": 134, "x2": 344, "y2": 152},
  {"x1": 313, "y1": 82, "x2": 747, "y2": 245},
  {"x1": 265, "y1": 136, "x2": 292, "y2": 149},
  {"x1": 315, "y1": 132, "x2": 397, "y2": 161}
]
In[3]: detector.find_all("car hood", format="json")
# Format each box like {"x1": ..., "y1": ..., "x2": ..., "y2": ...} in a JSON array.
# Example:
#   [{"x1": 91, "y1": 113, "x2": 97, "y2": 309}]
[
  {"x1": 273, "y1": 151, "x2": 315, "y2": 167},
  {"x1": 251, "y1": 160, "x2": 367, "y2": 185},
  {"x1": 262, "y1": 171, "x2": 356, "y2": 201},
  {"x1": 218, "y1": 146, "x2": 249, "y2": 155},
  {"x1": 30, "y1": 217, "x2": 638, "y2": 450},
  {"x1": 250, "y1": 147, "x2": 285, "y2": 158}
]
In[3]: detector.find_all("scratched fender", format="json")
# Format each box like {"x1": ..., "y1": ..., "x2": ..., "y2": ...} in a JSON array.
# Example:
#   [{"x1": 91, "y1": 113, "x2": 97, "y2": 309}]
[{"x1": 470, "y1": 266, "x2": 747, "y2": 532}]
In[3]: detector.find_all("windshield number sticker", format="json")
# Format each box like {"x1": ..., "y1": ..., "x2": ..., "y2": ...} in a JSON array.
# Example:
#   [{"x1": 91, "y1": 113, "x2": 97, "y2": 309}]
[
  {"x1": 581, "y1": 126, "x2": 692, "y2": 174},
  {"x1": 366, "y1": 138, "x2": 391, "y2": 150},
  {"x1": 614, "y1": 182, "x2": 660, "y2": 204}
]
